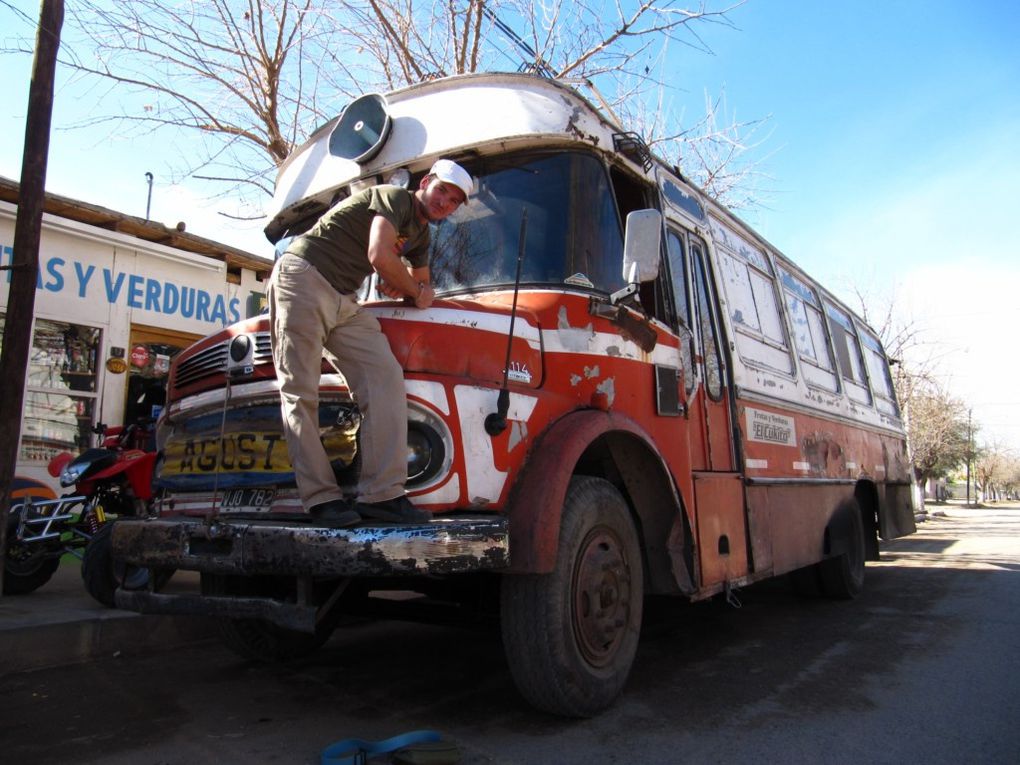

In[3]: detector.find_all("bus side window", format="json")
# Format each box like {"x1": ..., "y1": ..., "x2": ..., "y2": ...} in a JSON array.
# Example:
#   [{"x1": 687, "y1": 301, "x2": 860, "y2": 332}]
[
  {"x1": 610, "y1": 164, "x2": 674, "y2": 326},
  {"x1": 692, "y1": 241, "x2": 724, "y2": 401},
  {"x1": 711, "y1": 217, "x2": 793, "y2": 375},
  {"x1": 860, "y1": 327, "x2": 899, "y2": 416},
  {"x1": 825, "y1": 301, "x2": 873, "y2": 405},
  {"x1": 779, "y1": 265, "x2": 840, "y2": 392},
  {"x1": 667, "y1": 230, "x2": 696, "y2": 396}
]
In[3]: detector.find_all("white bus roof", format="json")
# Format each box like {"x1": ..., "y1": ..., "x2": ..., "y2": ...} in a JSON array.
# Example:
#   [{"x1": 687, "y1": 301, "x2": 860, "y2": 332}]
[{"x1": 267, "y1": 73, "x2": 626, "y2": 239}]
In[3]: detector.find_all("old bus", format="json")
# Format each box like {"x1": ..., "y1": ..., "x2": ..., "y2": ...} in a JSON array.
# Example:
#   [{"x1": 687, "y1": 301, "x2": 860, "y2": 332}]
[{"x1": 111, "y1": 73, "x2": 917, "y2": 717}]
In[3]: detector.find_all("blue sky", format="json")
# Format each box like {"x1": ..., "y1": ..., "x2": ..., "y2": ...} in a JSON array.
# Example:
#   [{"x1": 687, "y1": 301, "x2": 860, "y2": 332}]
[{"x1": 2, "y1": 0, "x2": 1018, "y2": 454}]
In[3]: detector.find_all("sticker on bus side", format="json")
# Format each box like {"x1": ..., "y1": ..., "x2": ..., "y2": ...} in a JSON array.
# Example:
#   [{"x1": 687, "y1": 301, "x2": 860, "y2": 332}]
[{"x1": 744, "y1": 407, "x2": 797, "y2": 447}]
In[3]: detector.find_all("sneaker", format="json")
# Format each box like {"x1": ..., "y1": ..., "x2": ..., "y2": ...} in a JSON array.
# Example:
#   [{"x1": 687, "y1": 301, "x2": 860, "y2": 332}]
[
  {"x1": 356, "y1": 495, "x2": 432, "y2": 524},
  {"x1": 309, "y1": 498, "x2": 361, "y2": 528}
]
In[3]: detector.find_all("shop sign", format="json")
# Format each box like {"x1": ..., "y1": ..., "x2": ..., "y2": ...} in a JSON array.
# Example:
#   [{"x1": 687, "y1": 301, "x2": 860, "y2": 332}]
[
  {"x1": 105, "y1": 357, "x2": 128, "y2": 374},
  {"x1": 130, "y1": 345, "x2": 150, "y2": 368}
]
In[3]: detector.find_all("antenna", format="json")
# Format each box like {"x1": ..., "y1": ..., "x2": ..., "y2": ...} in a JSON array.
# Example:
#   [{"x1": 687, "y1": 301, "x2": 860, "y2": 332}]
[
  {"x1": 485, "y1": 209, "x2": 528, "y2": 437},
  {"x1": 329, "y1": 94, "x2": 392, "y2": 163}
]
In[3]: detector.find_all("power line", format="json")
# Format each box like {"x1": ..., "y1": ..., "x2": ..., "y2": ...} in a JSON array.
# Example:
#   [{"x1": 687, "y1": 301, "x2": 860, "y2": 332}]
[{"x1": 481, "y1": 7, "x2": 555, "y2": 78}]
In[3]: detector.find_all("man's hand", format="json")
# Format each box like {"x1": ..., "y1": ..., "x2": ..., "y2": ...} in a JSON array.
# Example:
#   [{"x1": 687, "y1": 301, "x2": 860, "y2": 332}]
[
  {"x1": 376, "y1": 280, "x2": 404, "y2": 299},
  {"x1": 414, "y1": 282, "x2": 435, "y2": 309}
]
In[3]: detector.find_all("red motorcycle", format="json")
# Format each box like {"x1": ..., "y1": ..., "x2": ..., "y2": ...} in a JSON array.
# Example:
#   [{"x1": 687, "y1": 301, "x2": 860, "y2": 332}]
[{"x1": 4, "y1": 420, "x2": 166, "y2": 604}]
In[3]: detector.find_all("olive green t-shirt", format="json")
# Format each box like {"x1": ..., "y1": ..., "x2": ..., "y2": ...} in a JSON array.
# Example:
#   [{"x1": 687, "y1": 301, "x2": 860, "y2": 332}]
[{"x1": 285, "y1": 185, "x2": 430, "y2": 293}]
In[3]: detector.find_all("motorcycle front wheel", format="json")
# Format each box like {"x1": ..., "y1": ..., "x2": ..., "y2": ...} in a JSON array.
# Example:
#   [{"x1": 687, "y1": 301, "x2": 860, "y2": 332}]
[{"x1": 4, "y1": 514, "x2": 61, "y2": 595}]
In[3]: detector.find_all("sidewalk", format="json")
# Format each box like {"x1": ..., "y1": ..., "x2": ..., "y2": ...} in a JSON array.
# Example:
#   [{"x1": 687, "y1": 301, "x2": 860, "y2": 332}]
[{"x1": 0, "y1": 558, "x2": 213, "y2": 676}]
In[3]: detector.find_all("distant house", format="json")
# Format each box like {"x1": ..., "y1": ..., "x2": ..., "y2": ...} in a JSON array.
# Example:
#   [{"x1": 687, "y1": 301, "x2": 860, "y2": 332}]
[{"x1": 0, "y1": 176, "x2": 272, "y2": 490}]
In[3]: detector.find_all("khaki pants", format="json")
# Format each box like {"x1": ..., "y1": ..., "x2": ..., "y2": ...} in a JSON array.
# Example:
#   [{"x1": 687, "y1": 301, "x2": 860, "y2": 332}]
[{"x1": 267, "y1": 254, "x2": 407, "y2": 508}]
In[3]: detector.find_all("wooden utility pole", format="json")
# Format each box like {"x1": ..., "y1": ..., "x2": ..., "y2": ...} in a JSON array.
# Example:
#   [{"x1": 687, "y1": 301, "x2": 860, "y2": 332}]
[{"x1": 0, "y1": 0, "x2": 65, "y2": 594}]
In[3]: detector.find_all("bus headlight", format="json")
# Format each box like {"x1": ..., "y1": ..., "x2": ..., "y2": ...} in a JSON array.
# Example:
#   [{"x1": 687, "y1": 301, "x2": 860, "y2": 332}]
[{"x1": 406, "y1": 420, "x2": 446, "y2": 486}]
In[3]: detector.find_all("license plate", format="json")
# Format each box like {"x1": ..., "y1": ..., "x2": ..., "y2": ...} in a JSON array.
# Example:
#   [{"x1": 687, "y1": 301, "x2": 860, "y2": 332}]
[{"x1": 218, "y1": 487, "x2": 275, "y2": 513}]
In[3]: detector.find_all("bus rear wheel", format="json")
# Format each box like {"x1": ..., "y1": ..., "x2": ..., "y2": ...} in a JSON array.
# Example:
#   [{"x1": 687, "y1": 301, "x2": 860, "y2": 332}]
[
  {"x1": 501, "y1": 476, "x2": 643, "y2": 717},
  {"x1": 216, "y1": 618, "x2": 332, "y2": 662},
  {"x1": 818, "y1": 497, "x2": 866, "y2": 599}
]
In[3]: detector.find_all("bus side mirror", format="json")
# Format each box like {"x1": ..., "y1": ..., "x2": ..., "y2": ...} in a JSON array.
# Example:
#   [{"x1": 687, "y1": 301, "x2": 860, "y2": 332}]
[{"x1": 622, "y1": 209, "x2": 662, "y2": 284}]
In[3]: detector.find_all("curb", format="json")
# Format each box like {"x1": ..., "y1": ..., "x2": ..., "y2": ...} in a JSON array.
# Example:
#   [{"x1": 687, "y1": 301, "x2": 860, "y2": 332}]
[
  {"x1": 0, "y1": 610, "x2": 215, "y2": 676},
  {"x1": 0, "y1": 563, "x2": 214, "y2": 676}
]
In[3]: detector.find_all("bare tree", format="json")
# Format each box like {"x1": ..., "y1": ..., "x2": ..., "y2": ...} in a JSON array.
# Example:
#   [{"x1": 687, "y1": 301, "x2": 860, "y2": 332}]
[
  {"x1": 905, "y1": 378, "x2": 971, "y2": 495},
  {"x1": 347, "y1": 1, "x2": 767, "y2": 208},
  {"x1": 974, "y1": 443, "x2": 1017, "y2": 503},
  {"x1": 47, "y1": 0, "x2": 371, "y2": 200},
  {"x1": 1001, "y1": 453, "x2": 1020, "y2": 500},
  {"x1": 668, "y1": 88, "x2": 776, "y2": 210},
  {"x1": 851, "y1": 286, "x2": 972, "y2": 499},
  {"x1": 5, "y1": 0, "x2": 762, "y2": 211}
]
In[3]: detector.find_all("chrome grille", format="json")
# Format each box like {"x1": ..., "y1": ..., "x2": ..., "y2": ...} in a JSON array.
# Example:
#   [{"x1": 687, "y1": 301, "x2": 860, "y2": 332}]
[
  {"x1": 173, "y1": 331, "x2": 273, "y2": 388},
  {"x1": 254, "y1": 332, "x2": 273, "y2": 363}
]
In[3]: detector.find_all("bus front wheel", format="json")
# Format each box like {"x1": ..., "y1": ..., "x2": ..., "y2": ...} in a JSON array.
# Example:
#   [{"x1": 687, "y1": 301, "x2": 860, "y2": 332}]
[{"x1": 500, "y1": 476, "x2": 644, "y2": 717}]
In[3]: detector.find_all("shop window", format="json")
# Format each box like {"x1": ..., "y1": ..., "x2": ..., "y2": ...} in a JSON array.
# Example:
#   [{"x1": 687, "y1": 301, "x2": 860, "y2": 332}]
[
  {"x1": 0, "y1": 314, "x2": 101, "y2": 461},
  {"x1": 125, "y1": 342, "x2": 177, "y2": 423},
  {"x1": 124, "y1": 325, "x2": 200, "y2": 424}
]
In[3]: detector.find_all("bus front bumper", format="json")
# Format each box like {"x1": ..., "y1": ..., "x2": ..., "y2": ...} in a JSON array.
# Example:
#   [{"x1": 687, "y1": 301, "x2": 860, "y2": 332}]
[
  {"x1": 112, "y1": 514, "x2": 509, "y2": 579},
  {"x1": 111, "y1": 515, "x2": 510, "y2": 632}
]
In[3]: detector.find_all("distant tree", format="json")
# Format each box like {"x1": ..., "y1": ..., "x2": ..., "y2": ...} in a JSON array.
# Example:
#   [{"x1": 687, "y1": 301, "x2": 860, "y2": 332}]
[
  {"x1": 906, "y1": 380, "x2": 971, "y2": 494},
  {"x1": 5, "y1": 0, "x2": 763, "y2": 211},
  {"x1": 851, "y1": 286, "x2": 971, "y2": 498},
  {"x1": 974, "y1": 443, "x2": 1017, "y2": 503},
  {"x1": 1001, "y1": 452, "x2": 1020, "y2": 500}
]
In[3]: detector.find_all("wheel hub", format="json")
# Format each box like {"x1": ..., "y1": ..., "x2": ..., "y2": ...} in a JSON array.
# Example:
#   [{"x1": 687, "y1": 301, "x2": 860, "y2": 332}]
[{"x1": 572, "y1": 528, "x2": 633, "y2": 667}]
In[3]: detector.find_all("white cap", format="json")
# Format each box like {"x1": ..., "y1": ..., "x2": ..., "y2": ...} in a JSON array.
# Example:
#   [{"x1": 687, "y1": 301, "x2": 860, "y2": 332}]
[{"x1": 429, "y1": 159, "x2": 473, "y2": 201}]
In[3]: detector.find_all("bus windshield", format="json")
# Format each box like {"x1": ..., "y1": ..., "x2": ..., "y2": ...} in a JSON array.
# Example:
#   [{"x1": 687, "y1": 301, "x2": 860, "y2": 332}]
[{"x1": 429, "y1": 152, "x2": 626, "y2": 295}]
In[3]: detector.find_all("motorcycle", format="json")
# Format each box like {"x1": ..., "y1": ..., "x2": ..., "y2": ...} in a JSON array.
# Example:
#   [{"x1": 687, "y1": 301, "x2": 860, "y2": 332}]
[{"x1": 4, "y1": 419, "x2": 167, "y2": 605}]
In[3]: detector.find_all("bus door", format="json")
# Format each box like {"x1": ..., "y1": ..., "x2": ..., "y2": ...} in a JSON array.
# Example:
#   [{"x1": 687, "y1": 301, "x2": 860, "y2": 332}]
[{"x1": 667, "y1": 228, "x2": 746, "y2": 587}]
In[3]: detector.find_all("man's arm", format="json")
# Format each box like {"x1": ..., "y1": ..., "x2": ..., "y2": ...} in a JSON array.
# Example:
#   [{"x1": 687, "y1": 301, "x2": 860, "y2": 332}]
[
  {"x1": 377, "y1": 265, "x2": 430, "y2": 300},
  {"x1": 367, "y1": 215, "x2": 434, "y2": 308}
]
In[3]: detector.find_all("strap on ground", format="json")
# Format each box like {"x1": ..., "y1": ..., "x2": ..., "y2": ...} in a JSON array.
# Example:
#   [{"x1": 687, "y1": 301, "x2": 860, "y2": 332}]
[{"x1": 321, "y1": 729, "x2": 457, "y2": 765}]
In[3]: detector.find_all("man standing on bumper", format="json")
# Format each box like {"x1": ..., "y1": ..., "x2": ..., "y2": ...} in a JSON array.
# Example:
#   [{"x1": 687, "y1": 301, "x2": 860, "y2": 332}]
[{"x1": 267, "y1": 159, "x2": 473, "y2": 526}]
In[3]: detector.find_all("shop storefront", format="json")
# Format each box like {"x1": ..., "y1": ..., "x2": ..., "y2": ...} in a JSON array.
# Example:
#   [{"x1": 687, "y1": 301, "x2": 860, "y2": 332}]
[{"x1": 0, "y1": 180, "x2": 271, "y2": 492}]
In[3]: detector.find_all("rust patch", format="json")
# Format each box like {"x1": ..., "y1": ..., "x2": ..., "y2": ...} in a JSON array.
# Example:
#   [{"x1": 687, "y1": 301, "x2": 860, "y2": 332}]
[{"x1": 801, "y1": 432, "x2": 846, "y2": 474}]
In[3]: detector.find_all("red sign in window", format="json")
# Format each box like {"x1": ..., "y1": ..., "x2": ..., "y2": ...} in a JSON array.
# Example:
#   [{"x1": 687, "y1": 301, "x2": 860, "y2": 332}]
[{"x1": 130, "y1": 345, "x2": 150, "y2": 368}]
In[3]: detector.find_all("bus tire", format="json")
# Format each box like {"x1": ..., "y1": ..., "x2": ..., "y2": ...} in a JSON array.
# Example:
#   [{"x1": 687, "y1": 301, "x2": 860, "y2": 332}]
[
  {"x1": 818, "y1": 498, "x2": 866, "y2": 599},
  {"x1": 3, "y1": 514, "x2": 60, "y2": 595},
  {"x1": 500, "y1": 476, "x2": 643, "y2": 717},
  {"x1": 205, "y1": 574, "x2": 333, "y2": 662}
]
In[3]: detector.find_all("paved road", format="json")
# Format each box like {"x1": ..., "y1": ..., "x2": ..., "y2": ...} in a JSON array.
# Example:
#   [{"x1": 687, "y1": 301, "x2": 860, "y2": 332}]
[{"x1": 2, "y1": 503, "x2": 1018, "y2": 764}]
